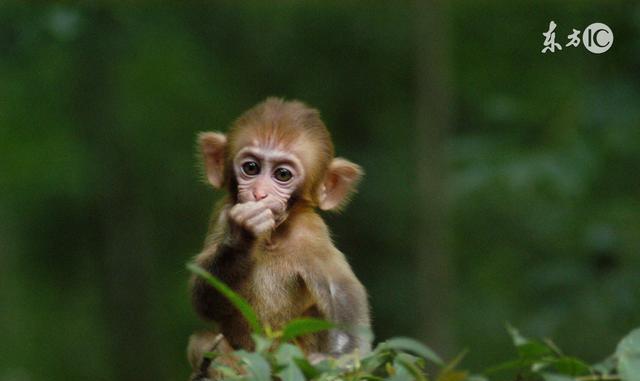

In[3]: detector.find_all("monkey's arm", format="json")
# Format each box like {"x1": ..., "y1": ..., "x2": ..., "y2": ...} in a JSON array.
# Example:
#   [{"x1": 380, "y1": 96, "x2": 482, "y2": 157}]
[
  {"x1": 191, "y1": 226, "x2": 255, "y2": 322},
  {"x1": 300, "y1": 255, "x2": 371, "y2": 356},
  {"x1": 192, "y1": 200, "x2": 278, "y2": 322}
]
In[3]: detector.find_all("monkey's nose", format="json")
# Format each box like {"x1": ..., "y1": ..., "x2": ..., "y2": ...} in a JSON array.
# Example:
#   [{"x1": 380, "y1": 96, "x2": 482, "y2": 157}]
[{"x1": 253, "y1": 191, "x2": 268, "y2": 201}]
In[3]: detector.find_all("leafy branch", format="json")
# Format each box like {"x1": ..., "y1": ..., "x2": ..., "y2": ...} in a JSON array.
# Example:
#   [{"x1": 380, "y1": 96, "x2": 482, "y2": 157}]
[{"x1": 187, "y1": 262, "x2": 640, "y2": 381}]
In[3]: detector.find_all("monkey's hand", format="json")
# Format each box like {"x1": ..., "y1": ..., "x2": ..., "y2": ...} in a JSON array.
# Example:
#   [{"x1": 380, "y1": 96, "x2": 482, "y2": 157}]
[{"x1": 228, "y1": 199, "x2": 282, "y2": 240}]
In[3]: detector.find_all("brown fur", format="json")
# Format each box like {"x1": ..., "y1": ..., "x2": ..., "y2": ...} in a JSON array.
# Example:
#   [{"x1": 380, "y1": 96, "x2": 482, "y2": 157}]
[{"x1": 188, "y1": 98, "x2": 370, "y2": 379}]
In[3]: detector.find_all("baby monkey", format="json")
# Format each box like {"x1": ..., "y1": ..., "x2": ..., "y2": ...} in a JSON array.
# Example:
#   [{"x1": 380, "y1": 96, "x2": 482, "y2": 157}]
[{"x1": 188, "y1": 98, "x2": 371, "y2": 377}]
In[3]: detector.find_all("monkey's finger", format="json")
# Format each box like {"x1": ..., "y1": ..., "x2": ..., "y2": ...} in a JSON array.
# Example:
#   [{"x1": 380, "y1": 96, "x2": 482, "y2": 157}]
[
  {"x1": 228, "y1": 203, "x2": 249, "y2": 220},
  {"x1": 230, "y1": 201, "x2": 268, "y2": 222},
  {"x1": 244, "y1": 209, "x2": 274, "y2": 230},
  {"x1": 263, "y1": 197, "x2": 287, "y2": 214},
  {"x1": 252, "y1": 219, "x2": 276, "y2": 237},
  {"x1": 241, "y1": 203, "x2": 271, "y2": 222},
  {"x1": 244, "y1": 210, "x2": 275, "y2": 236},
  {"x1": 229, "y1": 201, "x2": 259, "y2": 215}
]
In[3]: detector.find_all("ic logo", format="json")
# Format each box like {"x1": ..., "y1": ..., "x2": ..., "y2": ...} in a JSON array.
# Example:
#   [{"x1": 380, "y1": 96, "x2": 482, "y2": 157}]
[{"x1": 582, "y1": 22, "x2": 613, "y2": 54}]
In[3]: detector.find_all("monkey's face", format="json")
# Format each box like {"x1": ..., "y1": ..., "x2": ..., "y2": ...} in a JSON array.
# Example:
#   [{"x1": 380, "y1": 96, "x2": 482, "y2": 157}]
[
  {"x1": 198, "y1": 99, "x2": 364, "y2": 215},
  {"x1": 232, "y1": 145, "x2": 305, "y2": 213}
]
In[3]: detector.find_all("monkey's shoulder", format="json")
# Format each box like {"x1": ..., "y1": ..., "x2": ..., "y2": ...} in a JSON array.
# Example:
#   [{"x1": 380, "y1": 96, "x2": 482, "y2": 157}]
[
  {"x1": 281, "y1": 209, "x2": 328, "y2": 232},
  {"x1": 275, "y1": 210, "x2": 334, "y2": 246}
]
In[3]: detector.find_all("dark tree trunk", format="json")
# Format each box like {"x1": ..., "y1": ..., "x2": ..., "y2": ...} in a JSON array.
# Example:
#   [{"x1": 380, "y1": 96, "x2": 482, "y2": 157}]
[{"x1": 413, "y1": 0, "x2": 455, "y2": 358}]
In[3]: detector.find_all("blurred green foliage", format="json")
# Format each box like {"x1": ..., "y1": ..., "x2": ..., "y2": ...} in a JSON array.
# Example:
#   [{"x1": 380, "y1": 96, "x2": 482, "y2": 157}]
[
  {"x1": 182, "y1": 265, "x2": 640, "y2": 381},
  {"x1": 0, "y1": 2, "x2": 639, "y2": 381}
]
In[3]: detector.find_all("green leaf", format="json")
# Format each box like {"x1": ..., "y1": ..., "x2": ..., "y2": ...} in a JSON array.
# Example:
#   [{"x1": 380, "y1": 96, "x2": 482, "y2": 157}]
[
  {"x1": 281, "y1": 318, "x2": 334, "y2": 341},
  {"x1": 361, "y1": 346, "x2": 394, "y2": 373},
  {"x1": 275, "y1": 342, "x2": 307, "y2": 381},
  {"x1": 213, "y1": 364, "x2": 240, "y2": 378},
  {"x1": 531, "y1": 360, "x2": 551, "y2": 373},
  {"x1": 395, "y1": 354, "x2": 428, "y2": 381},
  {"x1": 550, "y1": 356, "x2": 592, "y2": 376},
  {"x1": 386, "y1": 361, "x2": 414, "y2": 381},
  {"x1": 294, "y1": 358, "x2": 321, "y2": 379},
  {"x1": 506, "y1": 325, "x2": 555, "y2": 363},
  {"x1": 252, "y1": 334, "x2": 273, "y2": 353},
  {"x1": 275, "y1": 343, "x2": 305, "y2": 363},
  {"x1": 186, "y1": 262, "x2": 263, "y2": 334},
  {"x1": 516, "y1": 341, "x2": 553, "y2": 360},
  {"x1": 360, "y1": 376, "x2": 386, "y2": 381},
  {"x1": 235, "y1": 350, "x2": 271, "y2": 381},
  {"x1": 506, "y1": 324, "x2": 529, "y2": 346},
  {"x1": 616, "y1": 327, "x2": 640, "y2": 381},
  {"x1": 592, "y1": 355, "x2": 616, "y2": 375},
  {"x1": 277, "y1": 362, "x2": 305, "y2": 381},
  {"x1": 385, "y1": 337, "x2": 444, "y2": 365}
]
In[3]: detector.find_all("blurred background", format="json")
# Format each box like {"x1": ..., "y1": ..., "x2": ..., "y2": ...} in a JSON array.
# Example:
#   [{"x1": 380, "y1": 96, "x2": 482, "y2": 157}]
[{"x1": 1, "y1": 2, "x2": 639, "y2": 380}]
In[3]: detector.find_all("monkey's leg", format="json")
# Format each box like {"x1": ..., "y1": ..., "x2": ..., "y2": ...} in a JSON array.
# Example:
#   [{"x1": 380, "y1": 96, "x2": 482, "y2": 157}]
[{"x1": 187, "y1": 331, "x2": 234, "y2": 381}]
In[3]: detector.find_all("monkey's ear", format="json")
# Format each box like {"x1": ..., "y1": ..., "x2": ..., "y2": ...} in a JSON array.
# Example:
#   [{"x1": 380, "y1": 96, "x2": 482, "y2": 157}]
[
  {"x1": 198, "y1": 132, "x2": 227, "y2": 188},
  {"x1": 319, "y1": 158, "x2": 363, "y2": 211}
]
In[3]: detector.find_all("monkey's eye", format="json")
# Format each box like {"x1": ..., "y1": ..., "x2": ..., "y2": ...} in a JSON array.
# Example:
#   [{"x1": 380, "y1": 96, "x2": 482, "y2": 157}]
[
  {"x1": 274, "y1": 168, "x2": 293, "y2": 182},
  {"x1": 242, "y1": 161, "x2": 260, "y2": 176}
]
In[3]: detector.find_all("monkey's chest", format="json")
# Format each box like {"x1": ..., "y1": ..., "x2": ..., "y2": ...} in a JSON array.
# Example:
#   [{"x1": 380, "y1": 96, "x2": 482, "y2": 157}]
[{"x1": 244, "y1": 262, "x2": 309, "y2": 327}]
